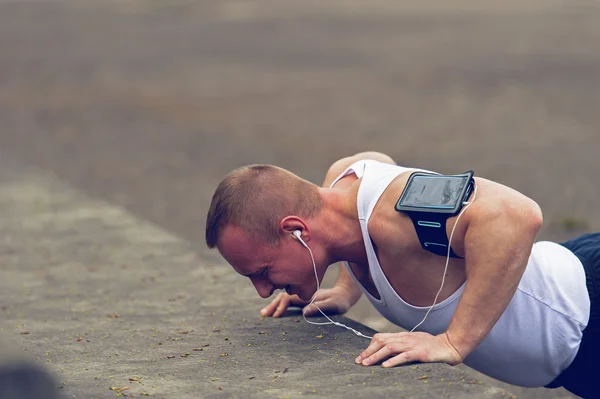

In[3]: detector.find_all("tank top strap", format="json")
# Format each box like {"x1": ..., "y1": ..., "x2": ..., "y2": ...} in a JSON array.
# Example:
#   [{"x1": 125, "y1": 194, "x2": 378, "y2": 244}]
[{"x1": 328, "y1": 160, "x2": 369, "y2": 188}]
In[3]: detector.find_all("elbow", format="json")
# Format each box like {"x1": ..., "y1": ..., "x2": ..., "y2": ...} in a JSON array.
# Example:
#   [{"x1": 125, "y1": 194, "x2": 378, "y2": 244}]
[
  {"x1": 533, "y1": 204, "x2": 544, "y2": 232},
  {"x1": 511, "y1": 198, "x2": 543, "y2": 239},
  {"x1": 526, "y1": 199, "x2": 544, "y2": 235},
  {"x1": 496, "y1": 197, "x2": 543, "y2": 238}
]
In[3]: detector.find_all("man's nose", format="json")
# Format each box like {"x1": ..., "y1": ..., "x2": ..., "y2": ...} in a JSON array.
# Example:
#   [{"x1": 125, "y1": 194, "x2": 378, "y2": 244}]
[{"x1": 250, "y1": 277, "x2": 273, "y2": 298}]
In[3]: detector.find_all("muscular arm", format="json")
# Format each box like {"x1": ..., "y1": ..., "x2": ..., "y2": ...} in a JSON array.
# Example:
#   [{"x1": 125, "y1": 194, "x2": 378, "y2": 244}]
[
  {"x1": 356, "y1": 178, "x2": 544, "y2": 368},
  {"x1": 444, "y1": 194, "x2": 543, "y2": 360}
]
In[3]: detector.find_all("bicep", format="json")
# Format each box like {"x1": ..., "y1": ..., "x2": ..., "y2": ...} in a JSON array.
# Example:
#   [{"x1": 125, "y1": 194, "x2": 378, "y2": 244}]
[
  {"x1": 448, "y1": 177, "x2": 543, "y2": 254},
  {"x1": 460, "y1": 194, "x2": 543, "y2": 263}
]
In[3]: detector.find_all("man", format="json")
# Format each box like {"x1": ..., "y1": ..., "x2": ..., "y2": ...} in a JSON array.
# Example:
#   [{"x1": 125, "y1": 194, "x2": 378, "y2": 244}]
[{"x1": 205, "y1": 152, "x2": 596, "y2": 398}]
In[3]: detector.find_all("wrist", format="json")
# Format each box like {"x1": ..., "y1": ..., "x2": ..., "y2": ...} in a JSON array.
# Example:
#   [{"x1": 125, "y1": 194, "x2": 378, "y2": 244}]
[
  {"x1": 333, "y1": 283, "x2": 361, "y2": 304},
  {"x1": 439, "y1": 331, "x2": 467, "y2": 365}
]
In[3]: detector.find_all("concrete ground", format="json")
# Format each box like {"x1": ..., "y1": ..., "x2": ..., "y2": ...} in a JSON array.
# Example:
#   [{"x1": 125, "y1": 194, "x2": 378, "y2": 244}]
[
  {"x1": 1, "y1": 0, "x2": 599, "y2": 397},
  {"x1": 0, "y1": 156, "x2": 512, "y2": 398}
]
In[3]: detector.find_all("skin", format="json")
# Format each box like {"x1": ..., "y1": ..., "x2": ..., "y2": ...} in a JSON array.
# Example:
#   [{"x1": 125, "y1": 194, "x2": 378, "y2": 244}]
[{"x1": 216, "y1": 151, "x2": 543, "y2": 368}]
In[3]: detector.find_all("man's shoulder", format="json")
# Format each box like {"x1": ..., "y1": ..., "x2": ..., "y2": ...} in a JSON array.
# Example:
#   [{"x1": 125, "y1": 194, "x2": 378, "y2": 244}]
[{"x1": 367, "y1": 181, "x2": 420, "y2": 254}]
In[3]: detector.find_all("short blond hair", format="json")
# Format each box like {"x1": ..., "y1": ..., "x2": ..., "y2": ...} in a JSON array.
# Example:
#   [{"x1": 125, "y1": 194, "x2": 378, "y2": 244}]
[{"x1": 205, "y1": 165, "x2": 322, "y2": 248}]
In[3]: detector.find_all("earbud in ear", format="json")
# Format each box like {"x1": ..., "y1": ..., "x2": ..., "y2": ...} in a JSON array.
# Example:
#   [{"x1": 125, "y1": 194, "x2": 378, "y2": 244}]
[{"x1": 292, "y1": 230, "x2": 308, "y2": 248}]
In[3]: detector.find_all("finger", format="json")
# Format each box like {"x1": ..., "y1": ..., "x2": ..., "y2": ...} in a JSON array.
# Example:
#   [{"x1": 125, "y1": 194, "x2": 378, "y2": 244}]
[
  {"x1": 382, "y1": 350, "x2": 422, "y2": 368},
  {"x1": 303, "y1": 297, "x2": 335, "y2": 317},
  {"x1": 361, "y1": 345, "x2": 396, "y2": 366},
  {"x1": 260, "y1": 293, "x2": 284, "y2": 317},
  {"x1": 366, "y1": 341, "x2": 414, "y2": 366},
  {"x1": 272, "y1": 295, "x2": 291, "y2": 318},
  {"x1": 302, "y1": 303, "x2": 320, "y2": 317},
  {"x1": 355, "y1": 334, "x2": 390, "y2": 364},
  {"x1": 260, "y1": 293, "x2": 283, "y2": 316}
]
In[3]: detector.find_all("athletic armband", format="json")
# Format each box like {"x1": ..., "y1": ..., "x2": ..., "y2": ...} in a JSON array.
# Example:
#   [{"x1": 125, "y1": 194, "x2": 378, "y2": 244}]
[{"x1": 394, "y1": 170, "x2": 475, "y2": 258}]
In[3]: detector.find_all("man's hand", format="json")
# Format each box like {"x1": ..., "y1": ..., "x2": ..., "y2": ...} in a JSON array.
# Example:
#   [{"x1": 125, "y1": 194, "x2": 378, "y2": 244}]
[
  {"x1": 355, "y1": 331, "x2": 463, "y2": 368},
  {"x1": 260, "y1": 287, "x2": 354, "y2": 318}
]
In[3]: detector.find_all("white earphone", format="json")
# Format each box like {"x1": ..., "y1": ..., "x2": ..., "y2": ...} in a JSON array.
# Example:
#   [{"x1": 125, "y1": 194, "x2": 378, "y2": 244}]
[
  {"x1": 288, "y1": 184, "x2": 478, "y2": 339},
  {"x1": 290, "y1": 228, "x2": 373, "y2": 339},
  {"x1": 292, "y1": 230, "x2": 308, "y2": 248}
]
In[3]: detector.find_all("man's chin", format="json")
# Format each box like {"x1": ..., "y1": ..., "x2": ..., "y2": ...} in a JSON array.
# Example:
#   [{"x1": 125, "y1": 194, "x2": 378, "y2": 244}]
[
  {"x1": 287, "y1": 285, "x2": 314, "y2": 301},
  {"x1": 296, "y1": 290, "x2": 314, "y2": 302}
]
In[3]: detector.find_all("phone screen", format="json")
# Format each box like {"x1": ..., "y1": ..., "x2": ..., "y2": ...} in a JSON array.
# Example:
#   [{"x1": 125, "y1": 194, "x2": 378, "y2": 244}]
[{"x1": 400, "y1": 175, "x2": 468, "y2": 209}]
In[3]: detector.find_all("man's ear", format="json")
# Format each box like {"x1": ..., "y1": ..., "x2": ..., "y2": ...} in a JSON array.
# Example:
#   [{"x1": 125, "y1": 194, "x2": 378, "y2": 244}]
[{"x1": 280, "y1": 216, "x2": 309, "y2": 238}]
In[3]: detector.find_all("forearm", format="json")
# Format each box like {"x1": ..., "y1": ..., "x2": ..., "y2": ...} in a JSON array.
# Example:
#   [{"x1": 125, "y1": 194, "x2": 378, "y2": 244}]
[
  {"x1": 445, "y1": 246, "x2": 530, "y2": 358},
  {"x1": 334, "y1": 264, "x2": 363, "y2": 305},
  {"x1": 444, "y1": 200, "x2": 542, "y2": 359}
]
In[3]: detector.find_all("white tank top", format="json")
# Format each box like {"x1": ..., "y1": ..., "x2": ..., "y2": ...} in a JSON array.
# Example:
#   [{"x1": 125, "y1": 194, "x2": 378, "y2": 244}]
[{"x1": 330, "y1": 160, "x2": 590, "y2": 387}]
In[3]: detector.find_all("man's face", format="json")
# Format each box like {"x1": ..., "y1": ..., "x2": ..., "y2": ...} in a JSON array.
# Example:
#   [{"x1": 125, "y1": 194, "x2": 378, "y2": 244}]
[{"x1": 217, "y1": 225, "x2": 319, "y2": 301}]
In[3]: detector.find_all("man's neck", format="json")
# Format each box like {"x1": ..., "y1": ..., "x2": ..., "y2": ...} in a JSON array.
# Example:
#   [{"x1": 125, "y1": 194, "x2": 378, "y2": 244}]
[{"x1": 313, "y1": 187, "x2": 366, "y2": 265}]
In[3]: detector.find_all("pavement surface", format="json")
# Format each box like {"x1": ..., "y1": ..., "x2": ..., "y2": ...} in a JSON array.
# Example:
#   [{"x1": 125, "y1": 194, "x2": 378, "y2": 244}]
[
  {"x1": 1, "y1": 0, "x2": 599, "y2": 397},
  {"x1": 0, "y1": 156, "x2": 514, "y2": 398}
]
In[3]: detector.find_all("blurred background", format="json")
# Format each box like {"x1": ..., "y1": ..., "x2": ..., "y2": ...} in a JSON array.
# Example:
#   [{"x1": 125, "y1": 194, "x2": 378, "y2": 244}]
[{"x1": 1, "y1": 0, "x2": 599, "y2": 397}]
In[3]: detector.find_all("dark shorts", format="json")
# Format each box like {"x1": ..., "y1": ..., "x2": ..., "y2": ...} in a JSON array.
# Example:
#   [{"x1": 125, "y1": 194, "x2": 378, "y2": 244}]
[{"x1": 545, "y1": 233, "x2": 600, "y2": 398}]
